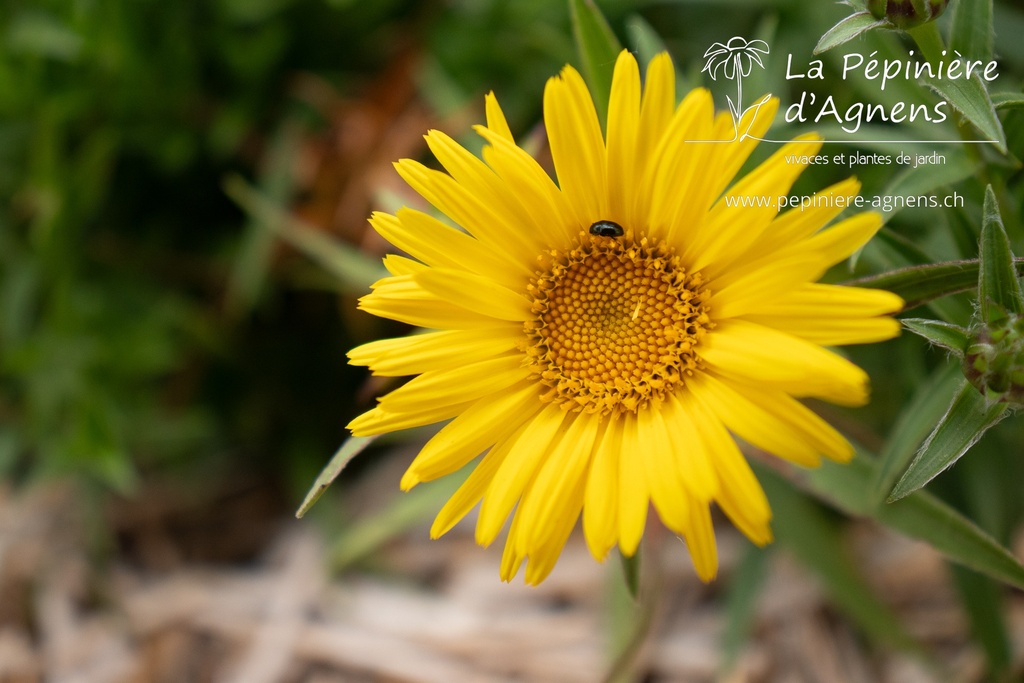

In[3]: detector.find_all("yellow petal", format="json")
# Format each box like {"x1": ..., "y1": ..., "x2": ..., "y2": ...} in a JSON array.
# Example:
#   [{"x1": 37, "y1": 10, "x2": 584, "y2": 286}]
[
  {"x1": 638, "y1": 407, "x2": 690, "y2": 535},
  {"x1": 687, "y1": 398, "x2": 772, "y2": 546},
  {"x1": 348, "y1": 327, "x2": 520, "y2": 377},
  {"x1": 515, "y1": 413, "x2": 597, "y2": 553},
  {"x1": 746, "y1": 315, "x2": 902, "y2": 346},
  {"x1": 635, "y1": 52, "x2": 675, "y2": 167},
  {"x1": 414, "y1": 267, "x2": 531, "y2": 322},
  {"x1": 372, "y1": 208, "x2": 531, "y2": 286},
  {"x1": 430, "y1": 437, "x2": 512, "y2": 538},
  {"x1": 618, "y1": 412, "x2": 649, "y2": 556},
  {"x1": 710, "y1": 377, "x2": 855, "y2": 463},
  {"x1": 709, "y1": 251, "x2": 828, "y2": 320},
  {"x1": 347, "y1": 399, "x2": 474, "y2": 437},
  {"x1": 523, "y1": 477, "x2": 585, "y2": 585},
  {"x1": 692, "y1": 372, "x2": 825, "y2": 467},
  {"x1": 476, "y1": 126, "x2": 578, "y2": 247},
  {"x1": 697, "y1": 319, "x2": 870, "y2": 406},
  {"x1": 664, "y1": 392, "x2": 720, "y2": 502},
  {"x1": 606, "y1": 50, "x2": 642, "y2": 226},
  {"x1": 752, "y1": 177, "x2": 863, "y2": 251},
  {"x1": 805, "y1": 211, "x2": 884, "y2": 267},
  {"x1": 544, "y1": 64, "x2": 608, "y2": 225},
  {"x1": 639, "y1": 88, "x2": 713, "y2": 242},
  {"x1": 583, "y1": 417, "x2": 621, "y2": 560},
  {"x1": 378, "y1": 356, "x2": 530, "y2": 415},
  {"x1": 359, "y1": 275, "x2": 498, "y2": 329},
  {"x1": 402, "y1": 380, "x2": 541, "y2": 488},
  {"x1": 484, "y1": 91, "x2": 514, "y2": 142},
  {"x1": 683, "y1": 498, "x2": 718, "y2": 582},
  {"x1": 394, "y1": 159, "x2": 536, "y2": 264},
  {"x1": 686, "y1": 135, "x2": 822, "y2": 276},
  {"x1": 476, "y1": 404, "x2": 571, "y2": 546}
]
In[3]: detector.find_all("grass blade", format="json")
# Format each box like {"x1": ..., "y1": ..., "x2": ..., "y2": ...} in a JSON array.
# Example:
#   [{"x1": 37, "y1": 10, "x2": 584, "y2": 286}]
[
  {"x1": 787, "y1": 453, "x2": 1024, "y2": 590},
  {"x1": 296, "y1": 435, "x2": 377, "y2": 518}
]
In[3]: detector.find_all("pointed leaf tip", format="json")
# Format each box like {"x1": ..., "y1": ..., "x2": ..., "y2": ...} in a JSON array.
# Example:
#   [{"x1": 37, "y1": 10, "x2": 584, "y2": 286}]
[{"x1": 979, "y1": 186, "x2": 1024, "y2": 323}]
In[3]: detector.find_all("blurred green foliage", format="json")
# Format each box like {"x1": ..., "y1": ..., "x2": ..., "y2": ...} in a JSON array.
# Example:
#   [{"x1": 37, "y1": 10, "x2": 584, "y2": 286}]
[{"x1": 0, "y1": 0, "x2": 428, "y2": 490}]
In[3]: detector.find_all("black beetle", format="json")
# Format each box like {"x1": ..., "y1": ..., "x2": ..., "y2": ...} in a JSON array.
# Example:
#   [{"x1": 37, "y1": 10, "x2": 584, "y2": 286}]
[{"x1": 589, "y1": 220, "x2": 624, "y2": 238}]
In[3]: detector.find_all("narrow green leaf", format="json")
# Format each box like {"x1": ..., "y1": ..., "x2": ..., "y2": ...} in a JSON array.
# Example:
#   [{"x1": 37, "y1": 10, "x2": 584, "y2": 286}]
[
  {"x1": 570, "y1": 0, "x2": 622, "y2": 125},
  {"x1": 872, "y1": 362, "x2": 963, "y2": 504},
  {"x1": 991, "y1": 92, "x2": 1024, "y2": 110},
  {"x1": 907, "y1": 20, "x2": 946, "y2": 66},
  {"x1": 328, "y1": 469, "x2": 466, "y2": 571},
  {"x1": 625, "y1": 14, "x2": 667, "y2": 68},
  {"x1": 950, "y1": 0, "x2": 993, "y2": 64},
  {"x1": 224, "y1": 175, "x2": 387, "y2": 295},
  {"x1": 760, "y1": 470, "x2": 918, "y2": 649},
  {"x1": 875, "y1": 228, "x2": 935, "y2": 265},
  {"x1": 925, "y1": 74, "x2": 1007, "y2": 153},
  {"x1": 901, "y1": 318, "x2": 971, "y2": 354},
  {"x1": 979, "y1": 185, "x2": 1024, "y2": 322},
  {"x1": 790, "y1": 454, "x2": 1024, "y2": 590},
  {"x1": 619, "y1": 549, "x2": 641, "y2": 599},
  {"x1": 949, "y1": 565, "x2": 1011, "y2": 675},
  {"x1": 847, "y1": 258, "x2": 1024, "y2": 311},
  {"x1": 296, "y1": 435, "x2": 377, "y2": 518},
  {"x1": 605, "y1": 555, "x2": 655, "y2": 683},
  {"x1": 226, "y1": 122, "x2": 303, "y2": 315},
  {"x1": 889, "y1": 381, "x2": 1009, "y2": 501},
  {"x1": 814, "y1": 11, "x2": 886, "y2": 55}
]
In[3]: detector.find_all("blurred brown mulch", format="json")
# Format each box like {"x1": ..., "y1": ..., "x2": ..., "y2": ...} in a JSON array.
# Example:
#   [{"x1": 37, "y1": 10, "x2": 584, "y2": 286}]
[{"x1": 1, "y1": 471, "x2": 1020, "y2": 683}]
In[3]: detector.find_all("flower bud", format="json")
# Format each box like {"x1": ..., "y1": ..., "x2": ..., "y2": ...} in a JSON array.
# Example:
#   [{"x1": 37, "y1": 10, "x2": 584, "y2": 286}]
[
  {"x1": 868, "y1": 0, "x2": 950, "y2": 29},
  {"x1": 962, "y1": 313, "x2": 1024, "y2": 404}
]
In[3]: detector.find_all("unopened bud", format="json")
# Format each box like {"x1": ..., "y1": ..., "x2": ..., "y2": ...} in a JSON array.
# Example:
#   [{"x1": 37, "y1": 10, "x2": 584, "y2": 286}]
[
  {"x1": 963, "y1": 314, "x2": 1024, "y2": 404},
  {"x1": 868, "y1": 0, "x2": 950, "y2": 29}
]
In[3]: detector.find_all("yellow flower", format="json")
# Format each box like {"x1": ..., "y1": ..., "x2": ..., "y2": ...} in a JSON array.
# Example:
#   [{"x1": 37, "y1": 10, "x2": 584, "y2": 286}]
[{"x1": 347, "y1": 50, "x2": 902, "y2": 585}]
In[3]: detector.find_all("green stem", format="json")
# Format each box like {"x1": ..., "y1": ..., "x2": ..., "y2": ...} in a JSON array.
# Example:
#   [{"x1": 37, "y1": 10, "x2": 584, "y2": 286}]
[{"x1": 907, "y1": 20, "x2": 945, "y2": 66}]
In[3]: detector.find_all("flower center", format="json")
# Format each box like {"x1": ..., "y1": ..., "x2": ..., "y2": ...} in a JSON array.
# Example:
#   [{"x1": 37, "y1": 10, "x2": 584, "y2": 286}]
[{"x1": 524, "y1": 230, "x2": 711, "y2": 415}]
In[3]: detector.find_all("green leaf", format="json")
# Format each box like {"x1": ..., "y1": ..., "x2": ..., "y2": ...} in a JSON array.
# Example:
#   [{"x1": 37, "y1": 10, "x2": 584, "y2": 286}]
[
  {"x1": 950, "y1": 0, "x2": 993, "y2": 63},
  {"x1": 759, "y1": 469, "x2": 918, "y2": 650},
  {"x1": 792, "y1": 453, "x2": 1024, "y2": 590},
  {"x1": 570, "y1": 0, "x2": 623, "y2": 125},
  {"x1": 814, "y1": 11, "x2": 886, "y2": 54},
  {"x1": 979, "y1": 185, "x2": 1024, "y2": 322},
  {"x1": 619, "y1": 549, "x2": 641, "y2": 599},
  {"x1": 991, "y1": 92, "x2": 1024, "y2": 111},
  {"x1": 889, "y1": 381, "x2": 1009, "y2": 501},
  {"x1": 296, "y1": 435, "x2": 377, "y2": 518},
  {"x1": 881, "y1": 150, "x2": 977, "y2": 219},
  {"x1": 847, "y1": 258, "x2": 1024, "y2": 311},
  {"x1": 925, "y1": 73, "x2": 1007, "y2": 153},
  {"x1": 901, "y1": 318, "x2": 971, "y2": 354},
  {"x1": 949, "y1": 565, "x2": 1011, "y2": 675},
  {"x1": 872, "y1": 363, "x2": 963, "y2": 504}
]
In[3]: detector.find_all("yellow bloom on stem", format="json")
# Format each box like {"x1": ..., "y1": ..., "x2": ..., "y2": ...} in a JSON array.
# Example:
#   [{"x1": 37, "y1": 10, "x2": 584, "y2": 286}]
[{"x1": 347, "y1": 50, "x2": 902, "y2": 585}]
